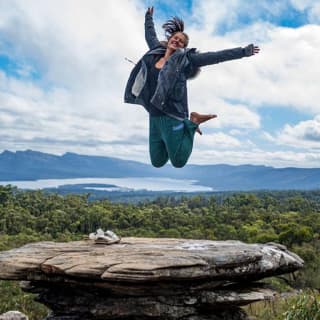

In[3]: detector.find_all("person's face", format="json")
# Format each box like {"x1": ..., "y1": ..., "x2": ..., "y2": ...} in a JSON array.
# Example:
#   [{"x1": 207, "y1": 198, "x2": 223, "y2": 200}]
[{"x1": 168, "y1": 32, "x2": 187, "y2": 50}]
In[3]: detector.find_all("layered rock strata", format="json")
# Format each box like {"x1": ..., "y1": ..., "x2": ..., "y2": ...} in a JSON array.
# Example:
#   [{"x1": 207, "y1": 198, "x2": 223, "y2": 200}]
[{"x1": 0, "y1": 238, "x2": 304, "y2": 320}]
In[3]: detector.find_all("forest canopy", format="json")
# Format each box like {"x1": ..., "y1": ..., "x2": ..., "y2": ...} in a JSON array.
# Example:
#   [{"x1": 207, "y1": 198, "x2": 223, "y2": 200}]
[{"x1": 0, "y1": 185, "x2": 319, "y2": 289}]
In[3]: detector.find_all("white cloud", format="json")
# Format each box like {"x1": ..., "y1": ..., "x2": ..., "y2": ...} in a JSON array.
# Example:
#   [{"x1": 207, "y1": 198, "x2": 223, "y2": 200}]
[
  {"x1": 290, "y1": 0, "x2": 320, "y2": 23},
  {"x1": 185, "y1": 0, "x2": 320, "y2": 117},
  {"x1": 308, "y1": 3, "x2": 320, "y2": 24},
  {"x1": 0, "y1": 0, "x2": 150, "y2": 156},
  {"x1": 189, "y1": 147, "x2": 320, "y2": 168},
  {"x1": 187, "y1": 23, "x2": 320, "y2": 115},
  {"x1": 272, "y1": 115, "x2": 320, "y2": 149},
  {"x1": 290, "y1": 0, "x2": 313, "y2": 10},
  {"x1": 262, "y1": 131, "x2": 276, "y2": 143},
  {"x1": 195, "y1": 132, "x2": 242, "y2": 149},
  {"x1": 0, "y1": 0, "x2": 319, "y2": 167},
  {"x1": 192, "y1": 0, "x2": 320, "y2": 31},
  {"x1": 188, "y1": 95, "x2": 260, "y2": 130}
]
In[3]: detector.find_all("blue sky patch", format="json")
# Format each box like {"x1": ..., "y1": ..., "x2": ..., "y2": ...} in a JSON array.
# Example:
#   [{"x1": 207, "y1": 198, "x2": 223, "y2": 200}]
[
  {"x1": 0, "y1": 54, "x2": 39, "y2": 80},
  {"x1": 260, "y1": 106, "x2": 310, "y2": 132},
  {"x1": 148, "y1": 0, "x2": 311, "y2": 36},
  {"x1": 0, "y1": 55, "x2": 16, "y2": 76}
]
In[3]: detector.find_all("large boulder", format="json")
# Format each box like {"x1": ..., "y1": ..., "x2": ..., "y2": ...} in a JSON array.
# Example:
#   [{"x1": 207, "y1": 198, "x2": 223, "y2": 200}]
[{"x1": 0, "y1": 238, "x2": 303, "y2": 320}]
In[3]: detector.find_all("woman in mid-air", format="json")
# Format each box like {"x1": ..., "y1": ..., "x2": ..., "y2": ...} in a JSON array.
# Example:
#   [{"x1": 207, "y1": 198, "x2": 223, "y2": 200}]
[{"x1": 124, "y1": 7, "x2": 259, "y2": 168}]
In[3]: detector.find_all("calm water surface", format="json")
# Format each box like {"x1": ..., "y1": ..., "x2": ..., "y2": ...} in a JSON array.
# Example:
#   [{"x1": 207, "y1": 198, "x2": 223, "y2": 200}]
[{"x1": 0, "y1": 177, "x2": 213, "y2": 192}]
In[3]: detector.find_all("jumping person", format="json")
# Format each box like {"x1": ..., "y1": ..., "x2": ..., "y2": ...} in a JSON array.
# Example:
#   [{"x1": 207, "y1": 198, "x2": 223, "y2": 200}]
[{"x1": 124, "y1": 7, "x2": 259, "y2": 168}]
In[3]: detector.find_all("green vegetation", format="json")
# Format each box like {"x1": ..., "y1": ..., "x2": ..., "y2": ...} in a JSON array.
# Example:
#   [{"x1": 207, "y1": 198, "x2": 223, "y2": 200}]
[
  {"x1": 0, "y1": 185, "x2": 320, "y2": 319},
  {"x1": 246, "y1": 290, "x2": 320, "y2": 320},
  {"x1": 284, "y1": 290, "x2": 320, "y2": 320},
  {"x1": 0, "y1": 281, "x2": 48, "y2": 320}
]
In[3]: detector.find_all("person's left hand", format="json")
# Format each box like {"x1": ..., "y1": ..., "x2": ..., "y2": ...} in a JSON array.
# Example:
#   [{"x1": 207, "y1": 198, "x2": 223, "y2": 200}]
[
  {"x1": 244, "y1": 44, "x2": 260, "y2": 56},
  {"x1": 253, "y1": 45, "x2": 260, "y2": 54}
]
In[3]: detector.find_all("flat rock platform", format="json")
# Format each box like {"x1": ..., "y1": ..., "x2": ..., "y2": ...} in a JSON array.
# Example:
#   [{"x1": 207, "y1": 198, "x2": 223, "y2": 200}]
[{"x1": 0, "y1": 238, "x2": 304, "y2": 320}]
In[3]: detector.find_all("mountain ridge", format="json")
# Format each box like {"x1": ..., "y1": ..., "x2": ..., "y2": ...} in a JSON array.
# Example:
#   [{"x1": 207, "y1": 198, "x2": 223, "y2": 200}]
[{"x1": 1, "y1": 150, "x2": 320, "y2": 191}]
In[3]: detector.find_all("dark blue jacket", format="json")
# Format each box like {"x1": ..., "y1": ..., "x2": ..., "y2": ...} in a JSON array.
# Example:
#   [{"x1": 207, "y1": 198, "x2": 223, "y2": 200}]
[{"x1": 124, "y1": 12, "x2": 253, "y2": 120}]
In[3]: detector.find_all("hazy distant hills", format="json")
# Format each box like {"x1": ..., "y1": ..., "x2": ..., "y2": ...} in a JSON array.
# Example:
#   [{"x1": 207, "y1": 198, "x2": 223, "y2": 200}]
[{"x1": 1, "y1": 150, "x2": 320, "y2": 191}]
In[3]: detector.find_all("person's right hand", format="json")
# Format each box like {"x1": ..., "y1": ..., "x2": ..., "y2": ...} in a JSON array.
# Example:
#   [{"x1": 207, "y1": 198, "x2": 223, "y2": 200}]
[{"x1": 147, "y1": 6, "x2": 154, "y2": 16}]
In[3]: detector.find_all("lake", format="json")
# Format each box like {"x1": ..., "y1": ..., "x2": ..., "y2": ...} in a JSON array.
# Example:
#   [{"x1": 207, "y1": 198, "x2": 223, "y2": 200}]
[{"x1": 0, "y1": 177, "x2": 213, "y2": 192}]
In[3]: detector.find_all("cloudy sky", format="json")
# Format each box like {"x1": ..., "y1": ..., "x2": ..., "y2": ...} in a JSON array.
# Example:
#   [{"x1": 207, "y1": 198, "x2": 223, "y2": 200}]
[{"x1": 0, "y1": 0, "x2": 319, "y2": 168}]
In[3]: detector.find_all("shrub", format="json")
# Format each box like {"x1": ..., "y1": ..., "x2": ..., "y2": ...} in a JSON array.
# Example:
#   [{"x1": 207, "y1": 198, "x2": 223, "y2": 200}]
[{"x1": 283, "y1": 290, "x2": 320, "y2": 320}]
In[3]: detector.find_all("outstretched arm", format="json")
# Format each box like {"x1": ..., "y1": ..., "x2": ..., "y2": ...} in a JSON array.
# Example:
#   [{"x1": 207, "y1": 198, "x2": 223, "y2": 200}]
[
  {"x1": 189, "y1": 44, "x2": 260, "y2": 67},
  {"x1": 145, "y1": 7, "x2": 161, "y2": 49}
]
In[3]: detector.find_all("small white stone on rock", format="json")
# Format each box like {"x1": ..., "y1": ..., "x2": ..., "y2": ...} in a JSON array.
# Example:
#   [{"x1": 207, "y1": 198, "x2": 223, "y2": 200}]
[{"x1": 0, "y1": 311, "x2": 28, "y2": 320}]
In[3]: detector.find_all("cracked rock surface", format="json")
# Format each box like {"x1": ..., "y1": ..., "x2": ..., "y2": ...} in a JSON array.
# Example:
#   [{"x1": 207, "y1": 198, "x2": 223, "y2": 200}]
[{"x1": 0, "y1": 238, "x2": 303, "y2": 319}]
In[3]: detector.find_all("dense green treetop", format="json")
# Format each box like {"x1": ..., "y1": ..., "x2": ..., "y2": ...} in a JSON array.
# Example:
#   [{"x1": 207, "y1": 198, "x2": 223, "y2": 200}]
[{"x1": 0, "y1": 185, "x2": 319, "y2": 288}]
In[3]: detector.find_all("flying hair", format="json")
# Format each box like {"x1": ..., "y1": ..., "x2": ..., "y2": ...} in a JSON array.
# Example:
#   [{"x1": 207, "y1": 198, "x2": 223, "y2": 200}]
[
  {"x1": 162, "y1": 16, "x2": 184, "y2": 37},
  {"x1": 162, "y1": 17, "x2": 189, "y2": 47}
]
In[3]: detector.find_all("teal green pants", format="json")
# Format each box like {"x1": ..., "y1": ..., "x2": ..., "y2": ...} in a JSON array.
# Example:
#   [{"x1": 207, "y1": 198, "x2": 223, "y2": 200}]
[{"x1": 149, "y1": 115, "x2": 198, "y2": 168}]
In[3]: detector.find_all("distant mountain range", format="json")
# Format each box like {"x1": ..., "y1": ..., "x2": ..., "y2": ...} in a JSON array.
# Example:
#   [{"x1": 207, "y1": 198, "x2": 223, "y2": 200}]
[{"x1": 1, "y1": 150, "x2": 320, "y2": 191}]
